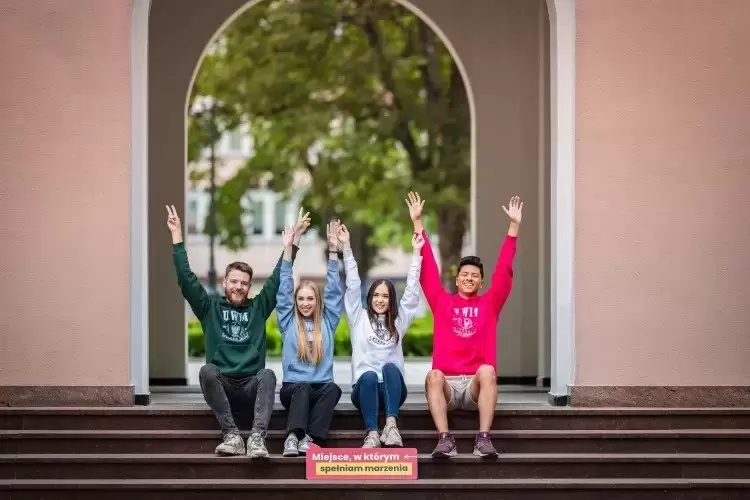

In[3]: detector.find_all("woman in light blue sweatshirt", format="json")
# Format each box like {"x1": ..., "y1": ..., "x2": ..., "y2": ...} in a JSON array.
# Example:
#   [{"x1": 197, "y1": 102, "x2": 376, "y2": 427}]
[
  {"x1": 276, "y1": 222, "x2": 344, "y2": 457},
  {"x1": 337, "y1": 222, "x2": 424, "y2": 449}
]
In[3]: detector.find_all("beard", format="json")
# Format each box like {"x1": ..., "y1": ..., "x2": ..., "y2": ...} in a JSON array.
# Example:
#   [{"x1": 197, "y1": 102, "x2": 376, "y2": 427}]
[{"x1": 225, "y1": 289, "x2": 247, "y2": 306}]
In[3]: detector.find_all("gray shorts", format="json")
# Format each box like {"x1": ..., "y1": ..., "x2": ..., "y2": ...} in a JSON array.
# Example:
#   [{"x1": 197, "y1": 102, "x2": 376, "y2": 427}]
[{"x1": 445, "y1": 375, "x2": 478, "y2": 411}]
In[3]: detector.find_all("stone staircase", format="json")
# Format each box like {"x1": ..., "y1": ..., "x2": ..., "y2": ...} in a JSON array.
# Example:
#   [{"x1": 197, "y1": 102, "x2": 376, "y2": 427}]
[{"x1": 1, "y1": 405, "x2": 750, "y2": 498}]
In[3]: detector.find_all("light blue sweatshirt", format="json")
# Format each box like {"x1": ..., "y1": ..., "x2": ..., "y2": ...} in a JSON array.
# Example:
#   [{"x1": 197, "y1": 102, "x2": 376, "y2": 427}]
[{"x1": 276, "y1": 256, "x2": 343, "y2": 383}]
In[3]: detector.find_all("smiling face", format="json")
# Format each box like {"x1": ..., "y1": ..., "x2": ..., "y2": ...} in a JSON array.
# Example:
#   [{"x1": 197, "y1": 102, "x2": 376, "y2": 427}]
[
  {"x1": 456, "y1": 264, "x2": 484, "y2": 297},
  {"x1": 295, "y1": 284, "x2": 318, "y2": 318},
  {"x1": 369, "y1": 282, "x2": 391, "y2": 314},
  {"x1": 223, "y1": 269, "x2": 251, "y2": 306}
]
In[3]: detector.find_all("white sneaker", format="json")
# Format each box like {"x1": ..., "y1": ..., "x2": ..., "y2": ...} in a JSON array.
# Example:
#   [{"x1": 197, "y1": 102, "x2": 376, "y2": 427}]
[
  {"x1": 215, "y1": 433, "x2": 245, "y2": 456},
  {"x1": 246, "y1": 431, "x2": 269, "y2": 459},
  {"x1": 298, "y1": 434, "x2": 313, "y2": 454},
  {"x1": 380, "y1": 422, "x2": 403, "y2": 447},
  {"x1": 362, "y1": 431, "x2": 381, "y2": 448},
  {"x1": 283, "y1": 433, "x2": 299, "y2": 457}
]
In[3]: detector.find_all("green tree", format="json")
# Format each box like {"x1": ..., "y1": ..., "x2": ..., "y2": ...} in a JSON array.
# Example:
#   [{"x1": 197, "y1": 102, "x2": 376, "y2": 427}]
[{"x1": 190, "y1": 0, "x2": 470, "y2": 288}]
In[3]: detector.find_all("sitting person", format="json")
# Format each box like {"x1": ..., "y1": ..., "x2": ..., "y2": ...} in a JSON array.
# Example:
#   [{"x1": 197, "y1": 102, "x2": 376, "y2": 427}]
[
  {"x1": 276, "y1": 221, "x2": 344, "y2": 457},
  {"x1": 339, "y1": 222, "x2": 424, "y2": 448},
  {"x1": 167, "y1": 204, "x2": 307, "y2": 459},
  {"x1": 405, "y1": 191, "x2": 522, "y2": 459}
]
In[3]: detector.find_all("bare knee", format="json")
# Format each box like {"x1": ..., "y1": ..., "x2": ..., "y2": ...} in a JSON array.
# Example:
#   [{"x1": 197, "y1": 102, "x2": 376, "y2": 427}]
[
  {"x1": 426, "y1": 369, "x2": 446, "y2": 389},
  {"x1": 475, "y1": 364, "x2": 497, "y2": 386}
]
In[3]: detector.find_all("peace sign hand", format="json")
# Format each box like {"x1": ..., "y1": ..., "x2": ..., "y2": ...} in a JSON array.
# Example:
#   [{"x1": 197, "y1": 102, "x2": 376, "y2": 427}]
[{"x1": 166, "y1": 205, "x2": 182, "y2": 234}]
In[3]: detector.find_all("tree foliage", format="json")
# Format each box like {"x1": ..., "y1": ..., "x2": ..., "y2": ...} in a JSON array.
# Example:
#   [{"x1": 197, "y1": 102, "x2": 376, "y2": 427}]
[{"x1": 189, "y1": 0, "x2": 470, "y2": 287}]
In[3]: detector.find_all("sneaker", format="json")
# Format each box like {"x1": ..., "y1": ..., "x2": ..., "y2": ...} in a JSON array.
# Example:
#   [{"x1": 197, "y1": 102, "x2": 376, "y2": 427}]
[
  {"x1": 362, "y1": 430, "x2": 381, "y2": 448},
  {"x1": 298, "y1": 434, "x2": 313, "y2": 455},
  {"x1": 473, "y1": 432, "x2": 498, "y2": 459},
  {"x1": 246, "y1": 431, "x2": 269, "y2": 459},
  {"x1": 431, "y1": 432, "x2": 458, "y2": 458},
  {"x1": 282, "y1": 433, "x2": 299, "y2": 457},
  {"x1": 380, "y1": 422, "x2": 403, "y2": 447},
  {"x1": 215, "y1": 433, "x2": 245, "y2": 456}
]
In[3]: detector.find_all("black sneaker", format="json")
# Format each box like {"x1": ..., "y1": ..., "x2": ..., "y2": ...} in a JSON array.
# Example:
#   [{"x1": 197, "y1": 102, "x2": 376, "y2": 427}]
[
  {"x1": 431, "y1": 432, "x2": 458, "y2": 458},
  {"x1": 473, "y1": 432, "x2": 498, "y2": 459}
]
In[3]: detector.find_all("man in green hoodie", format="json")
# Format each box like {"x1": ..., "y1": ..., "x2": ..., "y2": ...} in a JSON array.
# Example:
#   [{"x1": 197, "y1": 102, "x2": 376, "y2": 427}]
[{"x1": 166, "y1": 204, "x2": 309, "y2": 458}]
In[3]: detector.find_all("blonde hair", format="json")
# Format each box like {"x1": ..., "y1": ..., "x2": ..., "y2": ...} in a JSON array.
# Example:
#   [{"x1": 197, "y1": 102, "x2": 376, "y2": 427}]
[{"x1": 294, "y1": 281, "x2": 324, "y2": 365}]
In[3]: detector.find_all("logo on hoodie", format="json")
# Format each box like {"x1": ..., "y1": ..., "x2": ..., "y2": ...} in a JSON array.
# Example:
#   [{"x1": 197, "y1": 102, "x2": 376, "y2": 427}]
[
  {"x1": 451, "y1": 307, "x2": 479, "y2": 338},
  {"x1": 221, "y1": 309, "x2": 250, "y2": 342}
]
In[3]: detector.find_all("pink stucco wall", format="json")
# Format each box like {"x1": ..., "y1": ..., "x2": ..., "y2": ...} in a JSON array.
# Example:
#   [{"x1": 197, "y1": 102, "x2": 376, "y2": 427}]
[
  {"x1": 575, "y1": 0, "x2": 750, "y2": 386},
  {"x1": 0, "y1": 0, "x2": 131, "y2": 386}
]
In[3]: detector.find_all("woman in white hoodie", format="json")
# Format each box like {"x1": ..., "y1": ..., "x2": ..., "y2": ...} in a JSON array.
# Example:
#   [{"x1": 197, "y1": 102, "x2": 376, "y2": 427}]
[{"x1": 337, "y1": 223, "x2": 424, "y2": 448}]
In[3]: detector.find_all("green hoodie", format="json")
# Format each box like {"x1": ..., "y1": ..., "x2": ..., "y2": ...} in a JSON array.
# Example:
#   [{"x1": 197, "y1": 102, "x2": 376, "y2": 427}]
[{"x1": 172, "y1": 242, "x2": 298, "y2": 377}]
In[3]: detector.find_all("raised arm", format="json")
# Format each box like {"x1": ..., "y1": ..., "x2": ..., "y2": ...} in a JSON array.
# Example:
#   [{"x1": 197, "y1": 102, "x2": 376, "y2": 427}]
[
  {"x1": 338, "y1": 223, "x2": 364, "y2": 326},
  {"x1": 488, "y1": 196, "x2": 523, "y2": 313},
  {"x1": 405, "y1": 191, "x2": 446, "y2": 308},
  {"x1": 167, "y1": 205, "x2": 211, "y2": 320},
  {"x1": 395, "y1": 232, "x2": 424, "y2": 334},
  {"x1": 255, "y1": 209, "x2": 310, "y2": 319},
  {"x1": 322, "y1": 221, "x2": 344, "y2": 334},
  {"x1": 275, "y1": 226, "x2": 297, "y2": 335}
]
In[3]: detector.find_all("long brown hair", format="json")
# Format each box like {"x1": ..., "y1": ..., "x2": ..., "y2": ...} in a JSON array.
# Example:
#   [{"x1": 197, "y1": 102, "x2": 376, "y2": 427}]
[{"x1": 294, "y1": 281, "x2": 324, "y2": 365}]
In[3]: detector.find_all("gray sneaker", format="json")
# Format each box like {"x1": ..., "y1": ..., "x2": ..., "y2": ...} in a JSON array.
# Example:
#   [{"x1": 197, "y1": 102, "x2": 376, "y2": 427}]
[
  {"x1": 298, "y1": 434, "x2": 313, "y2": 455},
  {"x1": 362, "y1": 431, "x2": 381, "y2": 448},
  {"x1": 473, "y1": 432, "x2": 498, "y2": 459},
  {"x1": 283, "y1": 433, "x2": 299, "y2": 457},
  {"x1": 431, "y1": 432, "x2": 458, "y2": 458},
  {"x1": 215, "y1": 433, "x2": 245, "y2": 456},
  {"x1": 380, "y1": 422, "x2": 403, "y2": 447},
  {"x1": 246, "y1": 431, "x2": 269, "y2": 459}
]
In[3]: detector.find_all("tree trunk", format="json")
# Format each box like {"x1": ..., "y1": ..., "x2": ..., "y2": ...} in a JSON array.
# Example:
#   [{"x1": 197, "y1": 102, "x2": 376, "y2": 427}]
[{"x1": 436, "y1": 204, "x2": 468, "y2": 293}]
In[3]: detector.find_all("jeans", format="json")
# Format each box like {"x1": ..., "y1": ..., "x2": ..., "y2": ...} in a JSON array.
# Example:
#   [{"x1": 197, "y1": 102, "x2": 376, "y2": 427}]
[
  {"x1": 198, "y1": 363, "x2": 276, "y2": 438},
  {"x1": 351, "y1": 363, "x2": 407, "y2": 432},
  {"x1": 279, "y1": 381, "x2": 342, "y2": 440}
]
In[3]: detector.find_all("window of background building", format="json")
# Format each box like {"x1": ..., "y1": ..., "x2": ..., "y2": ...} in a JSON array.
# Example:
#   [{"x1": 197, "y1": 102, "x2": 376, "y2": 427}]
[
  {"x1": 274, "y1": 199, "x2": 288, "y2": 235},
  {"x1": 240, "y1": 197, "x2": 265, "y2": 236}
]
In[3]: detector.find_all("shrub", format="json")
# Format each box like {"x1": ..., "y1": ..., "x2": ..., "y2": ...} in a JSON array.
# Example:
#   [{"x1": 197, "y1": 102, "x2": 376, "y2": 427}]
[{"x1": 187, "y1": 312, "x2": 434, "y2": 358}]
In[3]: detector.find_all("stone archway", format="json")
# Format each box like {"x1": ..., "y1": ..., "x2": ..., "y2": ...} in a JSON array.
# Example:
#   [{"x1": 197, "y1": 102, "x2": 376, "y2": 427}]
[{"x1": 130, "y1": 0, "x2": 572, "y2": 404}]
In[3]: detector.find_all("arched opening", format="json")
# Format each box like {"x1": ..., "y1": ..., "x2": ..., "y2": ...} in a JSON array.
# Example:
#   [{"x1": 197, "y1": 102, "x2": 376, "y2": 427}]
[
  {"x1": 182, "y1": 0, "x2": 474, "y2": 391},
  {"x1": 132, "y1": 0, "x2": 570, "y2": 405}
]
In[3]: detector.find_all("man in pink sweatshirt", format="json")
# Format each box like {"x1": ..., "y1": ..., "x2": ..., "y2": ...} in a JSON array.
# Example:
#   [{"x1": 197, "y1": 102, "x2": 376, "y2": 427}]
[{"x1": 406, "y1": 191, "x2": 522, "y2": 459}]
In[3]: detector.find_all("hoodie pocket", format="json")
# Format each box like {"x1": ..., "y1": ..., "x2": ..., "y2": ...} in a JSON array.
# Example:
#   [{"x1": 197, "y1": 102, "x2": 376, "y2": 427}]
[{"x1": 212, "y1": 343, "x2": 261, "y2": 371}]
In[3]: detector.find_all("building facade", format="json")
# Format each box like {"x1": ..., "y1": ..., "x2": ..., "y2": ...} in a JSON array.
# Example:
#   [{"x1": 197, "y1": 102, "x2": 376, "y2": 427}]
[{"x1": 1, "y1": 0, "x2": 749, "y2": 407}]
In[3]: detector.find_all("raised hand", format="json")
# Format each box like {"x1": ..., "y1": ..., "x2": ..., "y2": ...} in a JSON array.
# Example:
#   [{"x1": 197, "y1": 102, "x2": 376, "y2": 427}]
[
  {"x1": 294, "y1": 207, "x2": 311, "y2": 236},
  {"x1": 336, "y1": 223, "x2": 351, "y2": 246},
  {"x1": 282, "y1": 225, "x2": 295, "y2": 248},
  {"x1": 412, "y1": 232, "x2": 425, "y2": 251},
  {"x1": 166, "y1": 205, "x2": 182, "y2": 234},
  {"x1": 502, "y1": 196, "x2": 523, "y2": 224},
  {"x1": 405, "y1": 191, "x2": 425, "y2": 222},
  {"x1": 326, "y1": 219, "x2": 341, "y2": 251}
]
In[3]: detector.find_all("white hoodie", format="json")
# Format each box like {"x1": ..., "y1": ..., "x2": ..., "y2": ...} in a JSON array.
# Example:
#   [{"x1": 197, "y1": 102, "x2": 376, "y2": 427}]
[{"x1": 343, "y1": 247, "x2": 422, "y2": 384}]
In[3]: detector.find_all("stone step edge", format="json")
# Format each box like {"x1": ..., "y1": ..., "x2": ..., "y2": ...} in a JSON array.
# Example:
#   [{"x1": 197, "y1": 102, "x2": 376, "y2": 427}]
[
  {"x1": 5, "y1": 407, "x2": 750, "y2": 415},
  {"x1": 1, "y1": 478, "x2": 750, "y2": 490},
  {"x1": 4, "y1": 452, "x2": 750, "y2": 463},
  {"x1": 4, "y1": 429, "x2": 750, "y2": 438}
]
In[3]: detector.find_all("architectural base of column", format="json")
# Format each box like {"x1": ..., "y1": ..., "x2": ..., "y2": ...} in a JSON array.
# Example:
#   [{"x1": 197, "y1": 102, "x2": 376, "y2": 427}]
[
  {"x1": 0, "y1": 386, "x2": 133, "y2": 407},
  {"x1": 570, "y1": 386, "x2": 750, "y2": 407}
]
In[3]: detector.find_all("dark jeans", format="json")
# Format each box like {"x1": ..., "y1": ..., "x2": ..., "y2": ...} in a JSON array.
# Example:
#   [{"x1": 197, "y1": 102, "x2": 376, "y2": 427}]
[
  {"x1": 279, "y1": 381, "x2": 342, "y2": 440},
  {"x1": 198, "y1": 363, "x2": 276, "y2": 438},
  {"x1": 351, "y1": 363, "x2": 407, "y2": 432}
]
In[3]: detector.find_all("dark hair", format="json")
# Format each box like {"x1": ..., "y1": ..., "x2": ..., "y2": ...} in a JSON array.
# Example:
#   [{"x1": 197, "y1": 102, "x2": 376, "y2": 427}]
[
  {"x1": 457, "y1": 256, "x2": 483, "y2": 278},
  {"x1": 225, "y1": 261, "x2": 253, "y2": 280},
  {"x1": 366, "y1": 279, "x2": 400, "y2": 342}
]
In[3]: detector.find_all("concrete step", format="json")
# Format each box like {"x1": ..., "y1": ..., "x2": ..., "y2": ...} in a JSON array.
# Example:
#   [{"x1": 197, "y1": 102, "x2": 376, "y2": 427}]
[
  {"x1": 4, "y1": 429, "x2": 750, "y2": 455},
  {"x1": 2, "y1": 478, "x2": 750, "y2": 499},
  {"x1": 4, "y1": 407, "x2": 750, "y2": 431},
  {"x1": 4, "y1": 453, "x2": 750, "y2": 480}
]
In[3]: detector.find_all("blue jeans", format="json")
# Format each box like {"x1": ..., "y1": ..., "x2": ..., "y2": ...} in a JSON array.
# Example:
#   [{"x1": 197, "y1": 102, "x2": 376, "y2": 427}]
[{"x1": 351, "y1": 363, "x2": 407, "y2": 432}]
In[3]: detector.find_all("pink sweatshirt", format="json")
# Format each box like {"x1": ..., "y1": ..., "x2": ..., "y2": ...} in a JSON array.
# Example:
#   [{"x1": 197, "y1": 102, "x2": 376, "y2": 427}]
[{"x1": 420, "y1": 229, "x2": 517, "y2": 376}]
